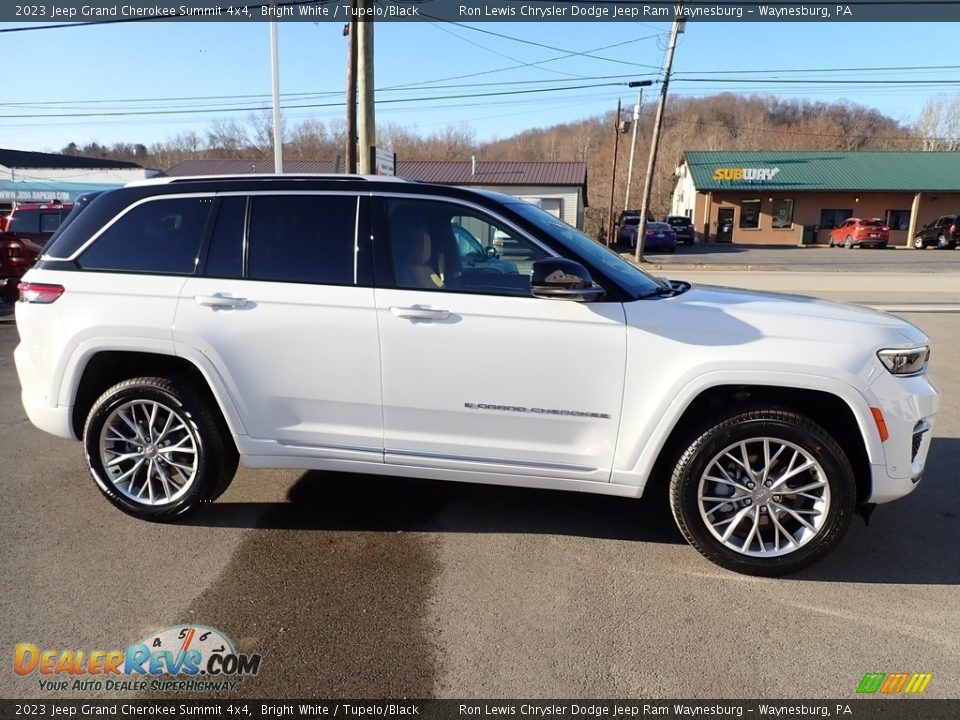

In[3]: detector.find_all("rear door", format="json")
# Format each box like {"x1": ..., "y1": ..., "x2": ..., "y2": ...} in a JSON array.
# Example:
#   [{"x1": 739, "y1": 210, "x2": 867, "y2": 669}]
[{"x1": 175, "y1": 192, "x2": 383, "y2": 461}]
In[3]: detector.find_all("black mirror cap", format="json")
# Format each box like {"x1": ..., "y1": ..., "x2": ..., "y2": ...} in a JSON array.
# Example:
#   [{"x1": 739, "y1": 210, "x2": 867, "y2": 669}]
[{"x1": 531, "y1": 258, "x2": 605, "y2": 302}]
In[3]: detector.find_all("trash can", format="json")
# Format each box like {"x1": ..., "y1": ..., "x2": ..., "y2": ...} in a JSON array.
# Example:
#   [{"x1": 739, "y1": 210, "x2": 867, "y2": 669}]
[{"x1": 800, "y1": 225, "x2": 818, "y2": 246}]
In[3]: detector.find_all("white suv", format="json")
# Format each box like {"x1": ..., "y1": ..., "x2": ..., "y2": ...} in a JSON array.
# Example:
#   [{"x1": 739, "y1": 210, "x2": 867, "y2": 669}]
[{"x1": 14, "y1": 176, "x2": 939, "y2": 575}]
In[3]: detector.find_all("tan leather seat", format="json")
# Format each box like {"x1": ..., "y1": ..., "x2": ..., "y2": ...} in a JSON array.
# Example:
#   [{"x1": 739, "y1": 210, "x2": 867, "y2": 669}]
[{"x1": 394, "y1": 214, "x2": 443, "y2": 290}]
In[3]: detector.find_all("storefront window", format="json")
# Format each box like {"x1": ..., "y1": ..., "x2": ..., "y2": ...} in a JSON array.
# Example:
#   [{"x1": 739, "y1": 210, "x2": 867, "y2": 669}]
[
  {"x1": 819, "y1": 209, "x2": 853, "y2": 230},
  {"x1": 740, "y1": 200, "x2": 761, "y2": 229},
  {"x1": 886, "y1": 210, "x2": 910, "y2": 231},
  {"x1": 771, "y1": 199, "x2": 794, "y2": 229}
]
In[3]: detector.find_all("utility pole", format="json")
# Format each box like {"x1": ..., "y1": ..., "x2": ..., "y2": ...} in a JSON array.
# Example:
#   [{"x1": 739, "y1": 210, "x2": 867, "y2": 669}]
[
  {"x1": 269, "y1": 15, "x2": 283, "y2": 173},
  {"x1": 344, "y1": 14, "x2": 358, "y2": 173},
  {"x1": 605, "y1": 99, "x2": 622, "y2": 247},
  {"x1": 623, "y1": 81, "x2": 652, "y2": 211},
  {"x1": 635, "y1": 14, "x2": 684, "y2": 262},
  {"x1": 357, "y1": 0, "x2": 375, "y2": 175}
]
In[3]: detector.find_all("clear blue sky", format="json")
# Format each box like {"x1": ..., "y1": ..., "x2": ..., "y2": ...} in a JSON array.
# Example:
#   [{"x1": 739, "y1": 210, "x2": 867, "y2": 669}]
[{"x1": 0, "y1": 20, "x2": 956, "y2": 153}]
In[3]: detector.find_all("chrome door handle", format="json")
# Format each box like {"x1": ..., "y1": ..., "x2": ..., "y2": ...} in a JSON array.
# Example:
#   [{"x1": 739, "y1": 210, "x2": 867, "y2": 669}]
[
  {"x1": 195, "y1": 293, "x2": 248, "y2": 309},
  {"x1": 390, "y1": 306, "x2": 450, "y2": 321}
]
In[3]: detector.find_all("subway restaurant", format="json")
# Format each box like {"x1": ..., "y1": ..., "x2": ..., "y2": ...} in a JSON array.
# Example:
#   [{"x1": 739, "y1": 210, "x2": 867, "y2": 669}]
[{"x1": 670, "y1": 151, "x2": 960, "y2": 246}]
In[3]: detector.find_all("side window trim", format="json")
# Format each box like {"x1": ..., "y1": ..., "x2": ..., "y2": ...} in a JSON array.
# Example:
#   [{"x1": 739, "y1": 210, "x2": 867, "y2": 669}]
[{"x1": 241, "y1": 194, "x2": 251, "y2": 278}]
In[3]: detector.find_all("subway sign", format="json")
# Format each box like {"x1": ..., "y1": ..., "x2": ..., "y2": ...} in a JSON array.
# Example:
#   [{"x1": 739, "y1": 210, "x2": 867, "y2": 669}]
[{"x1": 713, "y1": 167, "x2": 781, "y2": 182}]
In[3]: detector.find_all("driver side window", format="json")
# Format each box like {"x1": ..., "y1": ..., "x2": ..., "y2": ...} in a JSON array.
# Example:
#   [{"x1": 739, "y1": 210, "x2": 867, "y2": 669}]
[{"x1": 385, "y1": 198, "x2": 549, "y2": 297}]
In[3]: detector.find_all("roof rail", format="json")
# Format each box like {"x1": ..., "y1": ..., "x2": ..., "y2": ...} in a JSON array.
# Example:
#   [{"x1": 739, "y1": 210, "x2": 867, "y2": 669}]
[{"x1": 126, "y1": 173, "x2": 410, "y2": 187}]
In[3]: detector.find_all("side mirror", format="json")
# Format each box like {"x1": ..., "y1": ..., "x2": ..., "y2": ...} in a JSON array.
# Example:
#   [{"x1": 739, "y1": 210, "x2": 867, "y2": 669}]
[
  {"x1": 485, "y1": 246, "x2": 498, "y2": 259},
  {"x1": 531, "y1": 258, "x2": 605, "y2": 302}
]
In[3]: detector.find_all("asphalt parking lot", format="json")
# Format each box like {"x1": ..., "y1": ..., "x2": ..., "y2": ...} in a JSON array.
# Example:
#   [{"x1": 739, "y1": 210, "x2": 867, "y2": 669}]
[{"x1": 1, "y1": 295, "x2": 958, "y2": 700}]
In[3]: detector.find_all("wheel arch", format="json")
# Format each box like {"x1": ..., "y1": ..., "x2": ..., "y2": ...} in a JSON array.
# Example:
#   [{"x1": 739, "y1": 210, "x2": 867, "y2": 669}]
[
  {"x1": 626, "y1": 379, "x2": 878, "y2": 509},
  {"x1": 68, "y1": 348, "x2": 245, "y2": 442}
]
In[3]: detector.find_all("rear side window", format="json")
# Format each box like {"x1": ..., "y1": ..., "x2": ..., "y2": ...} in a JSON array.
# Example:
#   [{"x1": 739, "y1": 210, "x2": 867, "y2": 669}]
[
  {"x1": 78, "y1": 197, "x2": 213, "y2": 275},
  {"x1": 246, "y1": 194, "x2": 357, "y2": 285}
]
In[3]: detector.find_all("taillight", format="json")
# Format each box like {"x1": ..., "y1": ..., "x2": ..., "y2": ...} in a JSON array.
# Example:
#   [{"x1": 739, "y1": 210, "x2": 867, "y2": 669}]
[
  {"x1": 951, "y1": 224, "x2": 957, "y2": 234},
  {"x1": 882, "y1": 226, "x2": 889, "y2": 232},
  {"x1": 18, "y1": 282, "x2": 64, "y2": 304}
]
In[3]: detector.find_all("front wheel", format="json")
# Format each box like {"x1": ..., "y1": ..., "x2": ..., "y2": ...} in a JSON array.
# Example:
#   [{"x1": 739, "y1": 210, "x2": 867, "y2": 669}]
[
  {"x1": 83, "y1": 376, "x2": 238, "y2": 521},
  {"x1": 669, "y1": 408, "x2": 856, "y2": 576},
  {"x1": 914, "y1": 236, "x2": 925, "y2": 249}
]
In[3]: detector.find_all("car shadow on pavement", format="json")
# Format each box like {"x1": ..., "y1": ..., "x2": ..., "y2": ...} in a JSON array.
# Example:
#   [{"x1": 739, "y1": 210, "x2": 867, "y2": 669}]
[
  {"x1": 185, "y1": 470, "x2": 686, "y2": 545},
  {"x1": 184, "y1": 436, "x2": 959, "y2": 583},
  {"x1": 792, "y1": 436, "x2": 960, "y2": 585}
]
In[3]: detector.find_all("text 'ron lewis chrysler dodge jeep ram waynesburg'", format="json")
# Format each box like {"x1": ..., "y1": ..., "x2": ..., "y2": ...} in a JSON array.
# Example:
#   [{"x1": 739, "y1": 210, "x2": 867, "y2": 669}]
[{"x1": 14, "y1": 175, "x2": 939, "y2": 575}]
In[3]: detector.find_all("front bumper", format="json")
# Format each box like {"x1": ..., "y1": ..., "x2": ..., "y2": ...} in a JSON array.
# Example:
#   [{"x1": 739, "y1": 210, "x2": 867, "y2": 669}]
[{"x1": 864, "y1": 370, "x2": 939, "y2": 504}]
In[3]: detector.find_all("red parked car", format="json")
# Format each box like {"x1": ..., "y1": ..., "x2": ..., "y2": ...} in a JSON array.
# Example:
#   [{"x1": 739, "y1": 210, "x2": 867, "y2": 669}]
[
  {"x1": 0, "y1": 201, "x2": 74, "y2": 301},
  {"x1": 828, "y1": 217, "x2": 890, "y2": 249}
]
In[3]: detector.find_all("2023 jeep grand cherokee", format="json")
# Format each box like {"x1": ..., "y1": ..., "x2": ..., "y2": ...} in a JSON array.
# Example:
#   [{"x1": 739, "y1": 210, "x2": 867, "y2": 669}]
[{"x1": 14, "y1": 175, "x2": 939, "y2": 575}]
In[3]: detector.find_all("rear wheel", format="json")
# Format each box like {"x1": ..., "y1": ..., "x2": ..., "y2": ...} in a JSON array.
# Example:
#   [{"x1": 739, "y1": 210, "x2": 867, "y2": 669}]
[
  {"x1": 83, "y1": 376, "x2": 238, "y2": 521},
  {"x1": 844, "y1": 236, "x2": 854, "y2": 249},
  {"x1": 938, "y1": 234, "x2": 949, "y2": 249},
  {"x1": 669, "y1": 407, "x2": 856, "y2": 576}
]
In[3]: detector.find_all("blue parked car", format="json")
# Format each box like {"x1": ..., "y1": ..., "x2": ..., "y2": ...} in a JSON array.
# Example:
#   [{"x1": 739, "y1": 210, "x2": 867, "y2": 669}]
[{"x1": 630, "y1": 221, "x2": 677, "y2": 253}]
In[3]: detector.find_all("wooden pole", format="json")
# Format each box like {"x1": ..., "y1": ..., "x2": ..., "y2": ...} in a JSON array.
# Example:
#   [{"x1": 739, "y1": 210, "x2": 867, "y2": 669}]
[
  {"x1": 357, "y1": 3, "x2": 375, "y2": 175},
  {"x1": 606, "y1": 99, "x2": 622, "y2": 246},
  {"x1": 345, "y1": 15, "x2": 358, "y2": 173}
]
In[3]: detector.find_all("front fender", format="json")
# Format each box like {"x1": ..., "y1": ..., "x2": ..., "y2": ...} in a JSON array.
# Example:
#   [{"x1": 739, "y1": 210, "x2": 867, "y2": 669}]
[{"x1": 611, "y1": 369, "x2": 881, "y2": 491}]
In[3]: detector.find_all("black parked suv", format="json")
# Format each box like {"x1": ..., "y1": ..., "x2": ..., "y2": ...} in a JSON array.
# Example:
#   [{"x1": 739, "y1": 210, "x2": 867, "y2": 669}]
[
  {"x1": 665, "y1": 216, "x2": 694, "y2": 245},
  {"x1": 913, "y1": 215, "x2": 959, "y2": 249}
]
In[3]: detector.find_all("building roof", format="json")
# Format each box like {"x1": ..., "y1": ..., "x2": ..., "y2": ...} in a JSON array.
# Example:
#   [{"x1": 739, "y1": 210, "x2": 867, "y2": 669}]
[
  {"x1": 0, "y1": 148, "x2": 143, "y2": 170},
  {"x1": 164, "y1": 159, "x2": 587, "y2": 190},
  {"x1": 681, "y1": 151, "x2": 960, "y2": 192}
]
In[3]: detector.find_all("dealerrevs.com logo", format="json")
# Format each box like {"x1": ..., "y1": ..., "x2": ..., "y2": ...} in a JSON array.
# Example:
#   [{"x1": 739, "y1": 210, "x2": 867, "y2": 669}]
[{"x1": 14, "y1": 626, "x2": 262, "y2": 693}]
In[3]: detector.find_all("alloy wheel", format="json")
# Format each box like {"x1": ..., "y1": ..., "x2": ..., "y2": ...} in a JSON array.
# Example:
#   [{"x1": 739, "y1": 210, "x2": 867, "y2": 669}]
[
  {"x1": 98, "y1": 400, "x2": 199, "y2": 505},
  {"x1": 697, "y1": 437, "x2": 831, "y2": 557}
]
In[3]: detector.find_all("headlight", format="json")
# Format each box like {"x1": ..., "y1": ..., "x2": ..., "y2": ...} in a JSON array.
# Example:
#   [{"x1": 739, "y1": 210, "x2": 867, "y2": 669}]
[{"x1": 877, "y1": 346, "x2": 929, "y2": 376}]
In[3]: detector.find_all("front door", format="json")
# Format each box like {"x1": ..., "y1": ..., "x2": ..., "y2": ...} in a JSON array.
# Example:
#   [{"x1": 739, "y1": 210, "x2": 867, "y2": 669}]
[
  {"x1": 716, "y1": 208, "x2": 735, "y2": 243},
  {"x1": 373, "y1": 196, "x2": 627, "y2": 481}
]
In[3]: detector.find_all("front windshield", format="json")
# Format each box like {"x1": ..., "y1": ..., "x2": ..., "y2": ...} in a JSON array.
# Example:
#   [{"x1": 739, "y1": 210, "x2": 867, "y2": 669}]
[{"x1": 508, "y1": 202, "x2": 664, "y2": 297}]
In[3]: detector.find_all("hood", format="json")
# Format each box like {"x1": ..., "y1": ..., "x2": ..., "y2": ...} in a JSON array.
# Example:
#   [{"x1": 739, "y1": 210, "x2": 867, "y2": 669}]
[{"x1": 633, "y1": 283, "x2": 929, "y2": 349}]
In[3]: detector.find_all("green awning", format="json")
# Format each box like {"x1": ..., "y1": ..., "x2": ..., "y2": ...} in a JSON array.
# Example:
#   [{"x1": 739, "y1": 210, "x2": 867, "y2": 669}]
[
  {"x1": 682, "y1": 151, "x2": 960, "y2": 192},
  {"x1": 0, "y1": 180, "x2": 121, "y2": 203}
]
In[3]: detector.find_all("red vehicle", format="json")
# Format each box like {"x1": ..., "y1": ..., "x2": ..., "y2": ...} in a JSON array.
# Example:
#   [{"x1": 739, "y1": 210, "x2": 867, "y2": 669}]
[
  {"x1": 828, "y1": 217, "x2": 890, "y2": 249},
  {"x1": 0, "y1": 201, "x2": 74, "y2": 301}
]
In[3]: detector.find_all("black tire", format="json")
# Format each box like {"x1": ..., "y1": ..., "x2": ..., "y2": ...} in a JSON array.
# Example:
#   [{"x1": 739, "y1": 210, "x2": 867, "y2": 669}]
[
  {"x1": 937, "y1": 234, "x2": 948, "y2": 249},
  {"x1": 914, "y1": 235, "x2": 925, "y2": 249},
  {"x1": 83, "y1": 376, "x2": 239, "y2": 521},
  {"x1": 668, "y1": 407, "x2": 856, "y2": 576},
  {"x1": 844, "y1": 236, "x2": 854, "y2": 249}
]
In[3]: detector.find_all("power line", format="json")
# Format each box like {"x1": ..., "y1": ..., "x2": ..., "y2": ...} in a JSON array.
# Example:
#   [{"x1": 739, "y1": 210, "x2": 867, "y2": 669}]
[
  {"x1": 0, "y1": 82, "x2": 629, "y2": 120},
  {"x1": 427, "y1": 22, "x2": 589, "y2": 81},
  {"x1": 378, "y1": 35, "x2": 660, "y2": 91}
]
